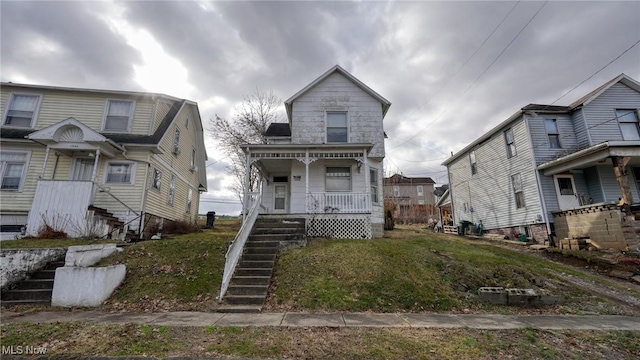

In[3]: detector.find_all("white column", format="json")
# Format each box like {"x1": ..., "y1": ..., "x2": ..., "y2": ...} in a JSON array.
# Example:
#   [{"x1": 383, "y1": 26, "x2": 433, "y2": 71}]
[
  {"x1": 91, "y1": 149, "x2": 101, "y2": 182},
  {"x1": 363, "y1": 148, "x2": 370, "y2": 211},
  {"x1": 41, "y1": 147, "x2": 51, "y2": 179},
  {"x1": 243, "y1": 151, "x2": 251, "y2": 221},
  {"x1": 305, "y1": 149, "x2": 310, "y2": 211}
]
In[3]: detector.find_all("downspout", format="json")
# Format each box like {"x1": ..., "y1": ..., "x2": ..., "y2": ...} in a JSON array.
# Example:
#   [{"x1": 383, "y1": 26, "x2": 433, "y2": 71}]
[
  {"x1": 122, "y1": 146, "x2": 152, "y2": 239},
  {"x1": 523, "y1": 115, "x2": 552, "y2": 243}
]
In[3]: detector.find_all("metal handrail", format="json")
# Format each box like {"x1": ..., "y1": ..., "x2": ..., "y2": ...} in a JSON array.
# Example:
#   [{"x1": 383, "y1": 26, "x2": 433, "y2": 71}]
[
  {"x1": 218, "y1": 192, "x2": 262, "y2": 301},
  {"x1": 93, "y1": 182, "x2": 140, "y2": 216}
]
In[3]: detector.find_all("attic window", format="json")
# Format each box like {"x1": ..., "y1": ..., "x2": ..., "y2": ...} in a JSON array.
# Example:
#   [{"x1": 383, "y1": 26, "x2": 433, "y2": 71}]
[
  {"x1": 469, "y1": 150, "x2": 477, "y2": 175},
  {"x1": 3, "y1": 94, "x2": 41, "y2": 128},
  {"x1": 103, "y1": 100, "x2": 134, "y2": 132},
  {"x1": 504, "y1": 128, "x2": 516, "y2": 158},
  {"x1": 545, "y1": 119, "x2": 561, "y2": 149},
  {"x1": 326, "y1": 112, "x2": 348, "y2": 143}
]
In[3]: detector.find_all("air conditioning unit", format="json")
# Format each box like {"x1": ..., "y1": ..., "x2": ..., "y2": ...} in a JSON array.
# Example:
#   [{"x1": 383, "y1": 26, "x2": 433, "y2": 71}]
[{"x1": 190, "y1": 165, "x2": 198, "y2": 172}]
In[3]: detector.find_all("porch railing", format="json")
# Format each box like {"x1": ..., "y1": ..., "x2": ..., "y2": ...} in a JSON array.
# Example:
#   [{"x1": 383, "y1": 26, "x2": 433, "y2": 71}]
[
  {"x1": 306, "y1": 192, "x2": 371, "y2": 214},
  {"x1": 219, "y1": 192, "x2": 262, "y2": 301}
]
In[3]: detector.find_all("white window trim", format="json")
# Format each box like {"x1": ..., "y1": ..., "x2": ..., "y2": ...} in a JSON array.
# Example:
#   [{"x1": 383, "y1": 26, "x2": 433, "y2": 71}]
[
  {"x1": 325, "y1": 111, "x2": 349, "y2": 144},
  {"x1": 2, "y1": 92, "x2": 43, "y2": 128},
  {"x1": 190, "y1": 147, "x2": 197, "y2": 171},
  {"x1": 370, "y1": 168, "x2": 379, "y2": 203},
  {"x1": 168, "y1": 173, "x2": 177, "y2": 206},
  {"x1": 152, "y1": 167, "x2": 163, "y2": 191},
  {"x1": 325, "y1": 165, "x2": 352, "y2": 192},
  {"x1": 186, "y1": 187, "x2": 193, "y2": 213},
  {"x1": 173, "y1": 126, "x2": 181, "y2": 155},
  {"x1": 101, "y1": 99, "x2": 136, "y2": 133},
  {"x1": 0, "y1": 150, "x2": 31, "y2": 192},
  {"x1": 417, "y1": 185, "x2": 424, "y2": 197},
  {"x1": 393, "y1": 185, "x2": 399, "y2": 197},
  {"x1": 103, "y1": 160, "x2": 136, "y2": 185},
  {"x1": 69, "y1": 156, "x2": 95, "y2": 181},
  {"x1": 616, "y1": 109, "x2": 640, "y2": 141}
]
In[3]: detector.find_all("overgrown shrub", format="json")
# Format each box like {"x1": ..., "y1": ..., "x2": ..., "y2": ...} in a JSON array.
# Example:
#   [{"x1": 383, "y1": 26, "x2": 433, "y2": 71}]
[{"x1": 37, "y1": 224, "x2": 68, "y2": 239}]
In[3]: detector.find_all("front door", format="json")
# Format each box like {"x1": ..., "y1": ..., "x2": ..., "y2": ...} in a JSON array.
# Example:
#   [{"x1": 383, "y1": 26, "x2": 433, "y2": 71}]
[
  {"x1": 553, "y1": 174, "x2": 580, "y2": 210},
  {"x1": 71, "y1": 158, "x2": 94, "y2": 181},
  {"x1": 274, "y1": 184, "x2": 288, "y2": 213}
]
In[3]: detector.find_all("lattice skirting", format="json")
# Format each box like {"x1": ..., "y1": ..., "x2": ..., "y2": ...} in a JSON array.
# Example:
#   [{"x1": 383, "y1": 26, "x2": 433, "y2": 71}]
[{"x1": 306, "y1": 214, "x2": 372, "y2": 239}]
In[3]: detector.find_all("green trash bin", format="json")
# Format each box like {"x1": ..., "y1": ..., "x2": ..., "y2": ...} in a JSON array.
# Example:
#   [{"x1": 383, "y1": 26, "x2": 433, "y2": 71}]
[{"x1": 517, "y1": 234, "x2": 527, "y2": 242}]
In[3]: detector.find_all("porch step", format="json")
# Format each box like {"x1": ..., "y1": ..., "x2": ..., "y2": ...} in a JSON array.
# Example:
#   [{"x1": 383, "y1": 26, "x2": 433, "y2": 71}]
[
  {"x1": 231, "y1": 276, "x2": 271, "y2": 286},
  {"x1": 249, "y1": 234, "x2": 304, "y2": 241},
  {"x1": 30, "y1": 270, "x2": 56, "y2": 279},
  {"x1": 0, "y1": 299, "x2": 51, "y2": 307},
  {"x1": 241, "y1": 253, "x2": 276, "y2": 261},
  {"x1": 227, "y1": 285, "x2": 269, "y2": 296},
  {"x1": 12, "y1": 279, "x2": 54, "y2": 290},
  {"x1": 238, "y1": 260, "x2": 274, "y2": 268},
  {"x1": 252, "y1": 227, "x2": 306, "y2": 235},
  {"x1": 1, "y1": 260, "x2": 64, "y2": 307},
  {"x1": 244, "y1": 247, "x2": 278, "y2": 255},
  {"x1": 234, "y1": 268, "x2": 273, "y2": 277},
  {"x1": 223, "y1": 294, "x2": 266, "y2": 305},
  {"x1": 245, "y1": 240, "x2": 279, "y2": 248},
  {"x1": 2, "y1": 289, "x2": 52, "y2": 301}
]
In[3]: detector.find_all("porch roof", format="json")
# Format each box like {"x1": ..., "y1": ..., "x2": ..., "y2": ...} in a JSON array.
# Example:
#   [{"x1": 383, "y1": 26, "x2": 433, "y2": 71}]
[
  {"x1": 240, "y1": 143, "x2": 374, "y2": 155},
  {"x1": 537, "y1": 141, "x2": 640, "y2": 176}
]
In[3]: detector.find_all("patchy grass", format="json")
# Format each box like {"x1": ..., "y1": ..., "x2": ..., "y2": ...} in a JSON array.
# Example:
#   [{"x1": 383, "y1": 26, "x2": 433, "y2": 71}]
[
  {"x1": 269, "y1": 226, "x2": 638, "y2": 314},
  {"x1": 1, "y1": 322, "x2": 638, "y2": 359},
  {"x1": 95, "y1": 219, "x2": 239, "y2": 312},
  {"x1": 0, "y1": 238, "x2": 119, "y2": 249}
]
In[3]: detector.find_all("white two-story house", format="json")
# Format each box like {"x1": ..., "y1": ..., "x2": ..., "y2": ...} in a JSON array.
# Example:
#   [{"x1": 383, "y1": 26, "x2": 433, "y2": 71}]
[
  {"x1": 443, "y1": 74, "x2": 640, "y2": 249},
  {"x1": 0, "y1": 83, "x2": 207, "y2": 240},
  {"x1": 240, "y1": 65, "x2": 391, "y2": 238}
]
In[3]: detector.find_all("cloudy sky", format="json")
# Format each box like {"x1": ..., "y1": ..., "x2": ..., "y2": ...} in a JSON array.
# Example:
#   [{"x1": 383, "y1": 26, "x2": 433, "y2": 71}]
[{"x1": 2, "y1": 1, "x2": 639, "y2": 215}]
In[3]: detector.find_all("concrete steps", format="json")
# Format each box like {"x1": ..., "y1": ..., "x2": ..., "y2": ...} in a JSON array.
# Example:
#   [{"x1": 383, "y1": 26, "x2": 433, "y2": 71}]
[
  {"x1": 1, "y1": 261, "x2": 65, "y2": 308},
  {"x1": 218, "y1": 217, "x2": 306, "y2": 313}
]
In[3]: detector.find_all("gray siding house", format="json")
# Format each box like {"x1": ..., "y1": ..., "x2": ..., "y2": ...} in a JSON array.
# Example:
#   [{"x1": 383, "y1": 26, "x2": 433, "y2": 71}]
[
  {"x1": 443, "y1": 74, "x2": 640, "y2": 248},
  {"x1": 240, "y1": 65, "x2": 391, "y2": 238}
]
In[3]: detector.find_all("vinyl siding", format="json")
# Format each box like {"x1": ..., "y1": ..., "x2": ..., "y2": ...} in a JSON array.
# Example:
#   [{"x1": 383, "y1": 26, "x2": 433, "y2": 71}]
[
  {"x1": 152, "y1": 99, "x2": 173, "y2": 133},
  {"x1": 1, "y1": 86, "x2": 155, "y2": 135},
  {"x1": 583, "y1": 82, "x2": 640, "y2": 145},
  {"x1": 0, "y1": 143, "x2": 44, "y2": 213},
  {"x1": 527, "y1": 114, "x2": 577, "y2": 165},
  {"x1": 448, "y1": 118, "x2": 542, "y2": 230},
  {"x1": 290, "y1": 72, "x2": 386, "y2": 158},
  {"x1": 584, "y1": 166, "x2": 604, "y2": 203},
  {"x1": 572, "y1": 108, "x2": 590, "y2": 148}
]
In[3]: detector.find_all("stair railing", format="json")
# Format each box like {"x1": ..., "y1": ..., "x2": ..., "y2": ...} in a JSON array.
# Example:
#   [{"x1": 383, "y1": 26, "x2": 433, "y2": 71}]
[
  {"x1": 218, "y1": 192, "x2": 262, "y2": 301},
  {"x1": 92, "y1": 182, "x2": 140, "y2": 217}
]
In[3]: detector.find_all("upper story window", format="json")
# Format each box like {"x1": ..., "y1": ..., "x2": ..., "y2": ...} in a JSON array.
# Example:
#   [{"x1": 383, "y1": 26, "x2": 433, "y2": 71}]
[
  {"x1": 469, "y1": 150, "x2": 477, "y2": 175},
  {"x1": 326, "y1": 166, "x2": 351, "y2": 191},
  {"x1": 190, "y1": 148, "x2": 197, "y2": 171},
  {"x1": 393, "y1": 185, "x2": 399, "y2": 197},
  {"x1": 3, "y1": 94, "x2": 41, "y2": 128},
  {"x1": 370, "y1": 168, "x2": 379, "y2": 203},
  {"x1": 173, "y1": 127, "x2": 181, "y2": 155},
  {"x1": 186, "y1": 188, "x2": 193, "y2": 213},
  {"x1": 1, "y1": 152, "x2": 29, "y2": 191},
  {"x1": 417, "y1": 185, "x2": 424, "y2": 196},
  {"x1": 511, "y1": 173, "x2": 525, "y2": 209},
  {"x1": 105, "y1": 162, "x2": 135, "y2": 184},
  {"x1": 617, "y1": 109, "x2": 640, "y2": 141},
  {"x1": 545, "y1": 119, "x2": 561, "y2": 148},
  {"x1": 185, "y1": 117, "x2": 189, "y2": 129},
  {"x1": 504, "y1": 128, "x2": 516, "y2": 158},
  {"x1": 326, "y1": 112, "x2": 348, "y2": 143},
  {"x1": 103, "y1": 100, "x2": 134, "y2": 132},
  {"x1": 152, "y1": 168, "x2": 162, "y2": 190}
]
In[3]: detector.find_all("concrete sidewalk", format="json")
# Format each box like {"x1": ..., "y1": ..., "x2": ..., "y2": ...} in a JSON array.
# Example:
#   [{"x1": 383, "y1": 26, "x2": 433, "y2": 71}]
[{"x1": 2, "y1": 311, "x2": 639, "y2": 330}]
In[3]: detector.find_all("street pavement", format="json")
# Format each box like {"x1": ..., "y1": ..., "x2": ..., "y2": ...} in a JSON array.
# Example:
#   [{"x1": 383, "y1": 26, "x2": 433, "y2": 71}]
[{"x1": 2, "y1": 311, "x2": 639, "y2": 330}]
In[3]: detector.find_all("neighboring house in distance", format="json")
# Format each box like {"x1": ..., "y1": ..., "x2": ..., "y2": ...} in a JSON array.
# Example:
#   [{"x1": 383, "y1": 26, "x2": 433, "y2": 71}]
[
  {"x1": 0, "y1": 83, "x2": 207, "y2": 240},
  {"x1": 383, "y1": 173, "x2": 436, "y2": 223},
  {"x1": 443, "y1": 74, "x2": 640, "y2": 249},
  {"x1": 240, "y1": 65, "x2": 391, "y2": 238}
]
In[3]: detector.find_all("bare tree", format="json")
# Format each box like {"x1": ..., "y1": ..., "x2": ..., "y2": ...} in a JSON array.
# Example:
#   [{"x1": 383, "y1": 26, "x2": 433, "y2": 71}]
[{"x1": 210, "y1": 89, "x2": 284, "y2": 204}]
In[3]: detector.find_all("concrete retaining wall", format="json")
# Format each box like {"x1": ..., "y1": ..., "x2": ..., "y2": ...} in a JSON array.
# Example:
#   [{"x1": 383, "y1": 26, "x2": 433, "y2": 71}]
[
  {"x1": 65, "y1": 244, "x2": 121, "y2": 267},
  {"x1": 0, "y1": 248, "x2": 66, "y2": 289},
  {"x1": 51, "y1": 265, "x2": 126, "y2": 307}
]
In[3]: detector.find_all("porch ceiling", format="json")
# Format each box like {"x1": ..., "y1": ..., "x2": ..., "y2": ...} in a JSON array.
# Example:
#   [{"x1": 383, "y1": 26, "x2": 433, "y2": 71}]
[{"x1": 538, "y1": 141, "x2": 640, "y2": 176}]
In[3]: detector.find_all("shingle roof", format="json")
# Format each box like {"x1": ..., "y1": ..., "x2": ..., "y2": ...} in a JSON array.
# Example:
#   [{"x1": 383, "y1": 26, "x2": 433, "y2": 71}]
[
  {"x1": 264, "y1": 123, "x2": 291, "y2": 137},
  {"x1": 383, "y1": 173, "x2": 435, "y2": 185}
]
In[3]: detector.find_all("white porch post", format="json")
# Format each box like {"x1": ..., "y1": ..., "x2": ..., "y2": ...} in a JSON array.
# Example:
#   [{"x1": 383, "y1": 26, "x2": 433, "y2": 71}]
[
  {"x1": 41, "y1": 147, "x2": 51, "y2": 179},
  {"x1": 305, "y1": 149, "x2": 310, "y2": 211},
  {"x1": 363, "y1": 147, "x2": 369, "y2": 193},
  {"x1": 243, "y1": 151, "x2": 251, "y2": 221},
  {"x1": 91, "y1": 149, "x2": 101, "y2": 182}
]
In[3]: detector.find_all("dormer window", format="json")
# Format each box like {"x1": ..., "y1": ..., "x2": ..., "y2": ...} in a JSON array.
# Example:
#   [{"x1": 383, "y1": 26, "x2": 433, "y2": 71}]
[
  {"x1": 103, "y1": 100, "x2": 134, "y2": 132},
  {"x1": 326, "y1": 112, "x2": 348, "y2": 143},
  {"x1": 3, "y1": 94, "x2": 41, "y2": 128}
]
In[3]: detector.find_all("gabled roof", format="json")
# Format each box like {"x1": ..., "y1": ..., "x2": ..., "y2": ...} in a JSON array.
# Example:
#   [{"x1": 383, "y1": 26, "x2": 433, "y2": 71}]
[
  {"x1": 284, "y1": 65, "x2": 391, "y2": 123},
  {"x1": 264, "y1": 123, "x2": 291, "y2": 137},
  {"x1": 383, "y1": 173, "x2": 435, "y2": 185},
  {"x1": 568, "y1": 73, "x2": 640, "y2": 110},
  {"x1": 442, "y1": 73, "x2": 640, "y2": 166}
]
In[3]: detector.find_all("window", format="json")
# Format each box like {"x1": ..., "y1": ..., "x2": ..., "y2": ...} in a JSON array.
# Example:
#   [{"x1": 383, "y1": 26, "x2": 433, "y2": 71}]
[
  {"x1": 72, "y1": 158, "x2": 94, "y2": 181},
  {"x1": 325, "y1": 166, "x2": 351, "y2": 191},
  {"x1": 106, "y1": 162, "x2": 134, "y2": 184},
  {"x1": 103, "y1": 100, "x2": 133, "y2": 132},
  {"x1": 173, "y1": 127, "x2": 181, "y2": 155},
  {"x1": 3, "y1": 94, "x2": 40, "y2": 127},
  {"x1": 190, "y1": 148, "x2": 196, "y2": 170},
  {"x1": 152, "y1": 168, "x2": 162, "y2": 190},
  {"x1": 326, "y1": 112, "x2": 348, "y2": 143},
  {"x1": 511, "y1": 173, "x2": 525, "y2": 209},
  {"x1": 469, "y1": 150, "x2": 477, "y2": 175},
  {"x1": 168, "y1": 174, "x2": 176, "y2": 205},
  {"x1": 185, "y1": 117, "x2": 189, "y2": 129},
  {"x1": 417, "y1": 185, "x2": 424, "y2": 196},
  {"x1": 1, "y1": 152, "x2": 28, "y2": 190},
  {"x1": 617, "y1": 109, "x2": 640, "y2": 141},
  {"x1": 545, "y1": 119, "x2": 561, "y2": 148},
  {"x1": 505, "y1": 128, "x2": 516, "y2": 158},
  {"x1": 370, "y1": 168, "x2": 379, "y2": 203},
  {"x1": 393, "y1": 186, "x2": 399, "y2": 197},
  {"x1": 186, "y1": 188, "x2": 193, "y2": 213}
]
